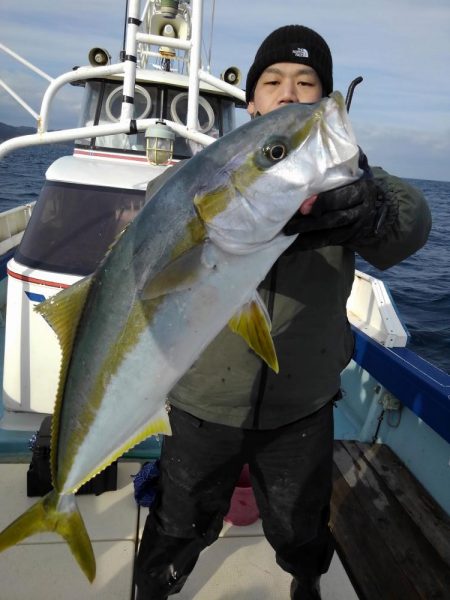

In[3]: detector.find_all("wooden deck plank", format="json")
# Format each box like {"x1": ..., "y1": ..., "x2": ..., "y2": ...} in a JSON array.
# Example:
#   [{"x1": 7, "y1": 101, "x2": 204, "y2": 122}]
[
  {"x1": 331, "y1": 441, "x2": 450, "y2": 600},
  {"x1": 331, "y1": 463, "x2": 420, "y2": 600},
  {"x1": 331, "y1": 445, "x2": 420, "y2": 600},
  {"x1": 354, "y1": 440, "x2": 450, "y2": 565}
]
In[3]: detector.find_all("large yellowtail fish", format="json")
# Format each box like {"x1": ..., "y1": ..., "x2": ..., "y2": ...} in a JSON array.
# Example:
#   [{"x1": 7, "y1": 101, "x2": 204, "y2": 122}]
[{"x1": 0, "y1": 92, "x2": 361, "y2": 580}]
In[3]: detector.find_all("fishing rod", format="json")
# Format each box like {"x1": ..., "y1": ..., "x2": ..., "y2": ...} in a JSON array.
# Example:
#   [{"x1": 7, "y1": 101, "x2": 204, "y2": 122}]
[{"x1": 345, "y1": 76, "x2": 363, "y2": 111}]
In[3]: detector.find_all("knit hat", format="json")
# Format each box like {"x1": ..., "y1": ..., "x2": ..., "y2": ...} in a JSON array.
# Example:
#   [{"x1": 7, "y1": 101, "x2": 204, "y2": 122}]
[{"x1": 245, "y1": 25, "x2": 333, "y2": 103}]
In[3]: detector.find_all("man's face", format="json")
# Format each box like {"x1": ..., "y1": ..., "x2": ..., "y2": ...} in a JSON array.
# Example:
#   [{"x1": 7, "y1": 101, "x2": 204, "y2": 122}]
[{"x1": 247, "y1": 62, "x2": 323, "y2": 117}]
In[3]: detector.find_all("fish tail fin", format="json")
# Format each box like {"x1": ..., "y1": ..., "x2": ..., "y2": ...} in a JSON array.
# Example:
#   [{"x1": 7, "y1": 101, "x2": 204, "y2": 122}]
[{"x1": 0, "y1": 489, "x2": 96, "y2": 582}]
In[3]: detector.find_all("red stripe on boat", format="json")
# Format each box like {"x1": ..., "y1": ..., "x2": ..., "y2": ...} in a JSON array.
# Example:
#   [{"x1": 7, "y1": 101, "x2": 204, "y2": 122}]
[{"x1": 7, "y1": 268, "x2": 71, "y2": 289}]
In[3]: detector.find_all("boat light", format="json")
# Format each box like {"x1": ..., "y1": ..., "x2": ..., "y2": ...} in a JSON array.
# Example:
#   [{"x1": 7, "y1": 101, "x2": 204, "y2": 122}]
[
  {"x1": 145, "y1": 122, "x2": 176, "y2": 165},
  {"x1": 88, "y1": 47, "x2": 111, "y2": 67},
  {"x1": 159, "y1": 23, "x2": 177, "y2": 58},
  {"x1": 160, "y1": 0, "x2": 179, "y2": 18}
]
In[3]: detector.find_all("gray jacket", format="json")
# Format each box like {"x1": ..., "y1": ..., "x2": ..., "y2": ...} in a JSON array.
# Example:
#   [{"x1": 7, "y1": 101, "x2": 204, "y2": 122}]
[{"x1": 169, "y1": 167, "x2": 431, "y2": 428}]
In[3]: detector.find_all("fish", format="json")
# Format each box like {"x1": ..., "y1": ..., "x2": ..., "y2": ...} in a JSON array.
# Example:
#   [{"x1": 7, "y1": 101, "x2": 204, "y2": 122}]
[{"x1": 0, "y1": 91, "x2": 361, "y2": 581}]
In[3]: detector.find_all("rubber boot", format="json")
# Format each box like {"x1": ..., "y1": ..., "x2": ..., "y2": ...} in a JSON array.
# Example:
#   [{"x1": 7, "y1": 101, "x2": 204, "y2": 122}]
[
  {"x1": 135, "y1": 588, "x2": 167, "y2": 600},
  {"x1": 290, "y1": 576, "x2": 321, "y2": 600}
]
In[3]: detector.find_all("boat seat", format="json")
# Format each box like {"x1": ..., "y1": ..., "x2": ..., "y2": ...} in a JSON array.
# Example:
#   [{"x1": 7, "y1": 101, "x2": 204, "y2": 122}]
[{"x1": 331, "y1": 441, "x2": 450, "y2": 600}]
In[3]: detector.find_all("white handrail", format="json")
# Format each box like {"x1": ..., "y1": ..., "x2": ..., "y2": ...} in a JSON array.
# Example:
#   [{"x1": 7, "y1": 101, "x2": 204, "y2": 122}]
[
  {"x1": 135, "y1": 32, "x2": 192, "y2": 51},
  {"x1": 0, "y1": 118, "x2": 215, "y2": 159},
  {"x1": 199, "y1": 70, "x2": 246, "y2": 103},
  {"x1": 39, "y1": 63, "x2": 126, "y2": 133},
  {"x1": 0, "y1": 0, "x2": 244, "y2": 159}
]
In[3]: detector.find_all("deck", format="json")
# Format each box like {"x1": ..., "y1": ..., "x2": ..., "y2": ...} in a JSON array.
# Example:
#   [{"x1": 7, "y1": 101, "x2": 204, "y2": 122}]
[
  {"x1": 331, "y1": 441, "x2": 450, "y2": 600},
  {"x1": 0, "y1": 460, "x2": 356, "y2": 600},
  {"x1": 0, "y1": 441, "x2": 449, "y2": 599}
]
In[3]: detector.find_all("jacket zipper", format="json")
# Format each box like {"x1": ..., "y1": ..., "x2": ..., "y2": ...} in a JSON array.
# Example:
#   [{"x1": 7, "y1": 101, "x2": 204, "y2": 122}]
[{"x1": 252, "y1": 262, "x2": 278, "y2": 428}]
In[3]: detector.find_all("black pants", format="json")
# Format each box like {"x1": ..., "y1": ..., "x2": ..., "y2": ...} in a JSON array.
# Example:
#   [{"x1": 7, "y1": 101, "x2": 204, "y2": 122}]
[{"x1": 135, "y1": 402, "x2": 335, "y2": 598}]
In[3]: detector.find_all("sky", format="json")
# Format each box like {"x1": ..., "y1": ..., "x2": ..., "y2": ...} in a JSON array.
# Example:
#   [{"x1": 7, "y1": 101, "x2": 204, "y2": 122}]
[{"x1": 0, "y1": 0, "x2": 449, "y2": 182}]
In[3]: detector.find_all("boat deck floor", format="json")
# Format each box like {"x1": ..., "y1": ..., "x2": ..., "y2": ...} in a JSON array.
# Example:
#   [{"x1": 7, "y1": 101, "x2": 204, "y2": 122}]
[
  {"x1": 0, "y1": 461, "x2": 357, "y2": 600},
  {"x1": 1, "y1": 441, "x2": 449, "y2": 599},
  {"x1": 331, "y1": 441, "x2": 450, "y2": 600}
]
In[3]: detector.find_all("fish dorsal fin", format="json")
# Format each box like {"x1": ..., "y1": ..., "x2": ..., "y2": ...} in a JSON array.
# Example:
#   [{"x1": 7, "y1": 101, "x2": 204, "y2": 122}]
[
  {"x1": 35, "y1": 276, "x2": 93, "y2": 352},
  {"x1": 34, "y1": 275, "x2": 93, "y2": 480},
  {"x1": 228, "y1": 292, "x2": 279, "y2": 373},
  {"x1": 141, "y1": 243, "x2": 214, "y2": 301}
]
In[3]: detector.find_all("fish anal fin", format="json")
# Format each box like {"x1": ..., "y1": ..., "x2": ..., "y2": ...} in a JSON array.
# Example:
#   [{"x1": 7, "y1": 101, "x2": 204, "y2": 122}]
[
  {"x1": 228, "y1": 293, "x2": 279, "y2": 373},
  {"x1": 0, "y1": 490, "x2": 95, "y2": 582},
  {"x1": 69, "y1": 407, "x2": 172, "y2": 495}
]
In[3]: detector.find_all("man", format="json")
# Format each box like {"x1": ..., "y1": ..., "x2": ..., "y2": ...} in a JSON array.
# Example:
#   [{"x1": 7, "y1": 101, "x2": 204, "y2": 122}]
[{"x1": 135, "y1": 25, "x2": 431, "y2": 599}]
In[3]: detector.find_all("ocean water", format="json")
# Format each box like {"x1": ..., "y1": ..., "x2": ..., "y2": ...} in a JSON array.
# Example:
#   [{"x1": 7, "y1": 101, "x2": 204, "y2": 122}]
[{"x1": 0, "y1": 145, "x2": 449, "y2": 374}]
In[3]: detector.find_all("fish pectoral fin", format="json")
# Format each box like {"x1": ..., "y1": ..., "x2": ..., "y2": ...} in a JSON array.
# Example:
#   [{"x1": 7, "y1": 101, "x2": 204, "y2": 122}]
[
  {"x1": 140, "y1": 243, "x2": 215, "y2": 301},
  {"x1": 0, "y1": 490, "x2": 96, "y2": 582},
  {"x1": 228, "y1": 292, "x2": 279, "y2": 373}
]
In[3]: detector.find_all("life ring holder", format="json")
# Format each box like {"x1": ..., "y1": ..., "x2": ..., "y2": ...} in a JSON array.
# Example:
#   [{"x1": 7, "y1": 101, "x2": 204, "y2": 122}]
[
  {"x1": 105, "y1": 85, "x2": 152, "y2": 122},
  {"x1": 170, "y1": 93, "x2": 215, "y2": 133}
]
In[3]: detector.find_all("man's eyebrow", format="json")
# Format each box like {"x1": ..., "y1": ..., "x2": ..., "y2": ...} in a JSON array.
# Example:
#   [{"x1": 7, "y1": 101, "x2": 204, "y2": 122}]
[{"x1": 262, "y1": 66, "x2": 316, "y2": 77}]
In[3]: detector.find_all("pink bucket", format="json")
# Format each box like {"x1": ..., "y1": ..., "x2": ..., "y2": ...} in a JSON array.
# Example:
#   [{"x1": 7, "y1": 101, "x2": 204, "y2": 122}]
[{"x1": 224, "y1": 464, "x2": 260, "y2": 526}]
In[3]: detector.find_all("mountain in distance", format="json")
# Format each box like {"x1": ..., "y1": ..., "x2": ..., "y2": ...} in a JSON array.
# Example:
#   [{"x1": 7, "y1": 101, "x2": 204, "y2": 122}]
[{"x1": 0, "y1": 122, "x2": 36, "y2": 141}]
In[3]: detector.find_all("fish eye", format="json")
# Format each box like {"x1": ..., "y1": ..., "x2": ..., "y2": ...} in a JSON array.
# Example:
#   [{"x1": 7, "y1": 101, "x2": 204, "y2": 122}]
[
  {"x1": 255, "y1": 137, "x2": 290, "y2": 169},
  {"x1": 263, "y1": 143, "x2": 287, "y2": 162}
]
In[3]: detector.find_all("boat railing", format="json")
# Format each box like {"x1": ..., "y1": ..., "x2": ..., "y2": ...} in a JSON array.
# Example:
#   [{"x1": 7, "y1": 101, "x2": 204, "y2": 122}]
[
  {"x1": 0, "y1": 203, "x2": 35, "y2": 257},
  {"x1": 0, "y1": 0, "x2": 245, "y2": 160},
  {"x1": 347, "y1": 269, "x2": 408, "y2": 347}
]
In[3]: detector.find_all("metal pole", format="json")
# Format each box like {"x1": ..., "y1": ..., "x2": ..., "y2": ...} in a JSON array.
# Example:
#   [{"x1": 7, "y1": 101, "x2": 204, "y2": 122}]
[
  {"x1": 187, "y1": 0, "x2": 202, "y2": 131},
  {"x1": 0, "y1": 80, "x2": 39, "y2": 121},
  {"x1": 0, "y1": 43, "x2": 53, "y2": 83},
  {"x1": 121, "y1": 0, "x2": 141, "y2": 122}
]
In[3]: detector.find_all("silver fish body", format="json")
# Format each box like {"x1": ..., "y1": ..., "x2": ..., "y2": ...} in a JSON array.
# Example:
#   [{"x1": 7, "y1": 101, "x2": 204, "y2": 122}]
[{"x1": 0, "y1": 92, "x2": 360, "y2": 580}]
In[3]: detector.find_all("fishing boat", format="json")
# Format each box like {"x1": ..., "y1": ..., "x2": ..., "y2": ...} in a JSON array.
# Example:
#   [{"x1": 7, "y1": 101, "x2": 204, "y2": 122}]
[{"x1": 0, "y1": 1, "x2": 448, "y2": 598}]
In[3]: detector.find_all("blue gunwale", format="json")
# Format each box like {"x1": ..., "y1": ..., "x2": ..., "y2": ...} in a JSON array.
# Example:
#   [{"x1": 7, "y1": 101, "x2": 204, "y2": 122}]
[{"x1": 352, "y1": 327, "x2": 450, "y2": 443}]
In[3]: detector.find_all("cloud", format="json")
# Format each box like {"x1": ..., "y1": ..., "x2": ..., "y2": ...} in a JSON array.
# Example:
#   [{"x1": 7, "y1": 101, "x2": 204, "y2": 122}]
[
  {"x1": 0, "y1": 0, "x2": 449, "y2": 181},
  {"x1": 354, "y1": 122, "x2": 450, "y2": 181}
]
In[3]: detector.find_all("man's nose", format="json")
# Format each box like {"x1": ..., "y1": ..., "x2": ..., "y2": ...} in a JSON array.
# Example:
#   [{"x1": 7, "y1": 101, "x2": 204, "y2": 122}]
[{"x1": 278, "y1": 79, "x2": 297, "y2": 102}]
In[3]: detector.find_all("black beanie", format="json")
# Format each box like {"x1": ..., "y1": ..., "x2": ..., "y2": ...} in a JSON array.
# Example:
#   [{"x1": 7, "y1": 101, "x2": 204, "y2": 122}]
[{"x1": 245, "y1": 25, "x2": 333, "y2": 103}]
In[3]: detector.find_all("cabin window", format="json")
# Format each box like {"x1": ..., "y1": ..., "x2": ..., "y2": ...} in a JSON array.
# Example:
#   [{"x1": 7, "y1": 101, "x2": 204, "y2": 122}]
[
  {"x1": 75, "y1": 80, "x2": 238, "y2": 157},
  {"x1": 76, "y1": 81, "x2": 158, "y2": 151},
  {"x1": 16, "y1": 181, "x2": 146, "y2": 276}
]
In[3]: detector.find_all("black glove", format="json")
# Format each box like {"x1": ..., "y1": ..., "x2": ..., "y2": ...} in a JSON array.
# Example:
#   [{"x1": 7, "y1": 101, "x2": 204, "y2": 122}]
[{"x1": 283, "y1": 178, "x2": 395, "y2": 250}]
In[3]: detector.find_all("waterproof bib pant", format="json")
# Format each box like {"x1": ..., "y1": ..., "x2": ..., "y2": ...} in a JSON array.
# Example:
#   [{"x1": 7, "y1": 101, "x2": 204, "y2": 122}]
[{"x1": 135, "y1": 402, "x2": 334, "y2": 598}]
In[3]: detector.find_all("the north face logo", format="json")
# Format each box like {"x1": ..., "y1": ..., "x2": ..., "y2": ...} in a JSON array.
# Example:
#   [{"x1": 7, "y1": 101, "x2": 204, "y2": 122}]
[{"x1": 292, "y1": 48, "x2": 309, "y2": 58}]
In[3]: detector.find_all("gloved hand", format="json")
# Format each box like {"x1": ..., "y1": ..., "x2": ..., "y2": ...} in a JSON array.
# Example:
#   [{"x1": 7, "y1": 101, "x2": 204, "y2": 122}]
[{"x1": 283, "y1": 178, "x2": 396, "y2": 250}]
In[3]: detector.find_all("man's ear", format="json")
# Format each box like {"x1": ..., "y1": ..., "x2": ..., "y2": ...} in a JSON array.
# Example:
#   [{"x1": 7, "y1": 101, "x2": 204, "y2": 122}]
[{"x1": 247, "y1": 101, "x2": 255, "y2": 117}]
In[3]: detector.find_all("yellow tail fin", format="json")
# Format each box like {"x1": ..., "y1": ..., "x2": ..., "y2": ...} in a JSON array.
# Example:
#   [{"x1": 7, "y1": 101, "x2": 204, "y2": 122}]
[{"x1": 0, "y1": 489, "x2": 95, "y2": 582}]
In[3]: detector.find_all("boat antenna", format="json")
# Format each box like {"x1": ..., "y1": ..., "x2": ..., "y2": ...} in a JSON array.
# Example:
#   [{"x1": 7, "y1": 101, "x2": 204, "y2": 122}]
[
  {"x1": 206, "y1": 0, "x2": 216, "y2": 70},
  {"x1": 121, "y1": 0, "x2": 129, "y2": 62},
  {"x1": 345, "y1": 76, "x2": 363, "y2": 111}
]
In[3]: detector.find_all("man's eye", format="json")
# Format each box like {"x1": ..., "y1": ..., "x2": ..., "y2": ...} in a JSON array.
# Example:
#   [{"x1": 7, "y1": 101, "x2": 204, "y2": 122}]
[{"x1": 299, "y1": 81, "x2": 313, "y2": 87}]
